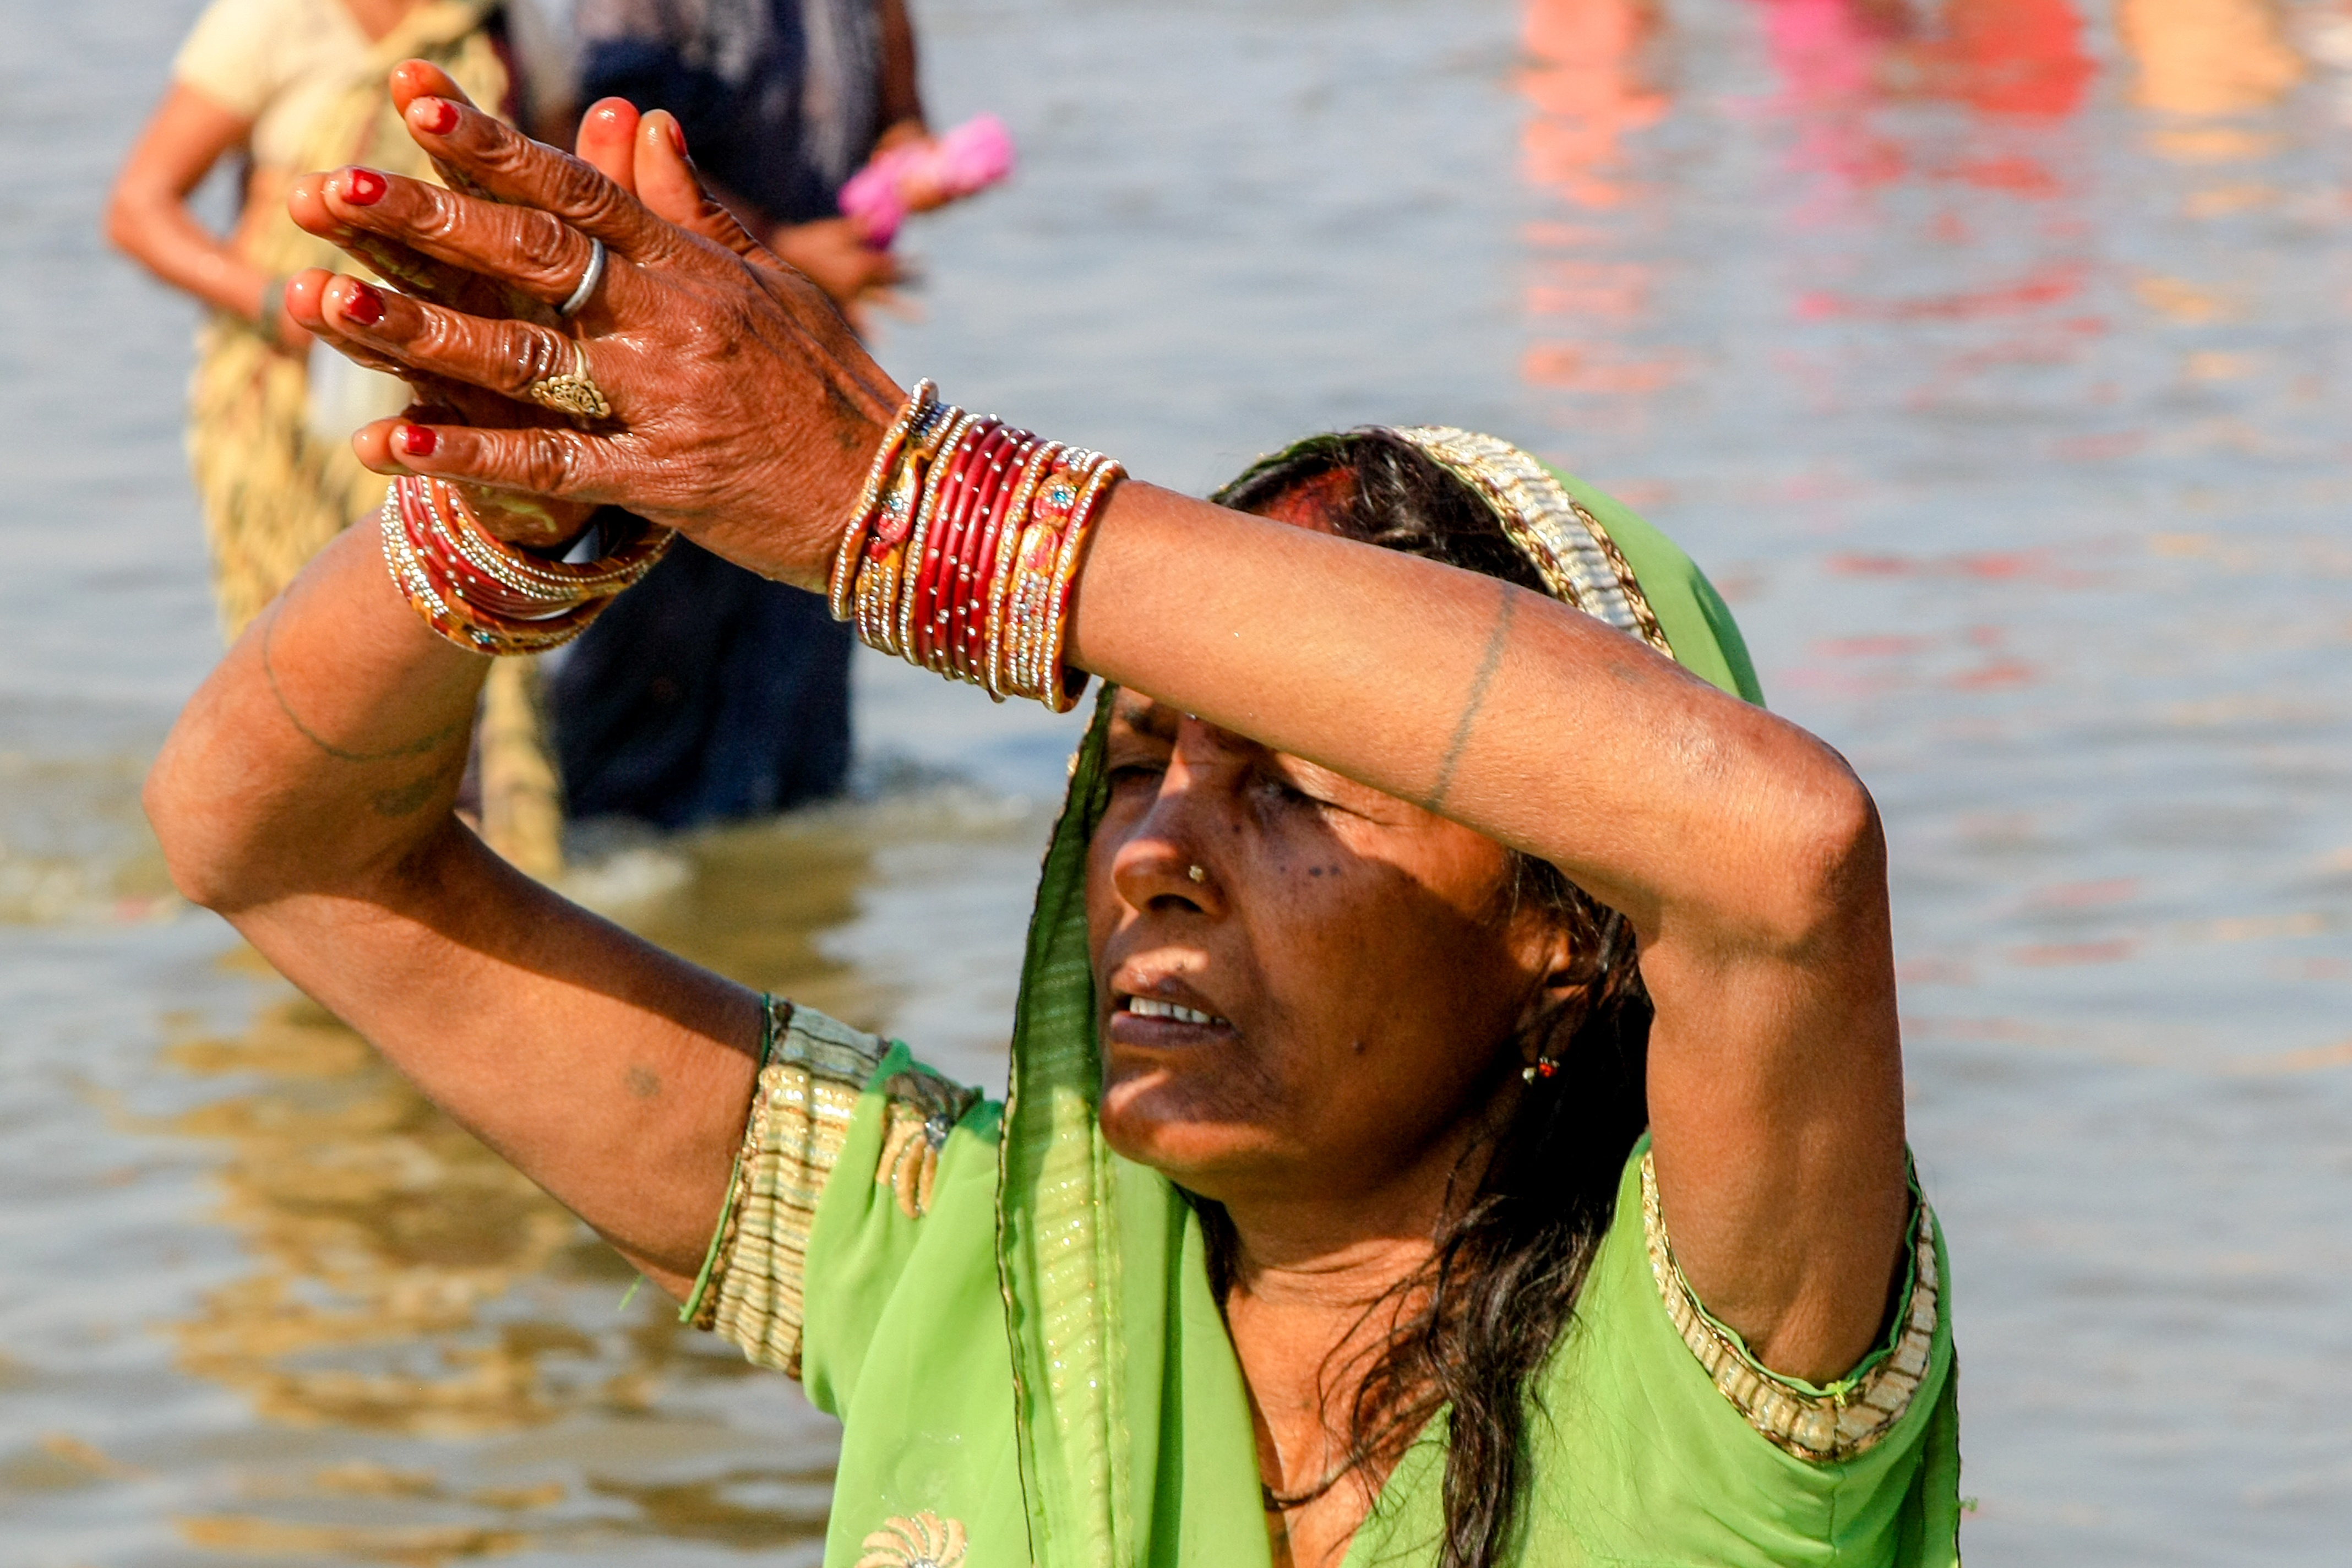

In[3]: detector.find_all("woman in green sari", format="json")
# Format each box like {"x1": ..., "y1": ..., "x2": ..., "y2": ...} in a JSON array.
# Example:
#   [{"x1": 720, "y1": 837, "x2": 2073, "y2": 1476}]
[{"x1": 147, "y1": 68, "x2": 1959, "y2": 1568}]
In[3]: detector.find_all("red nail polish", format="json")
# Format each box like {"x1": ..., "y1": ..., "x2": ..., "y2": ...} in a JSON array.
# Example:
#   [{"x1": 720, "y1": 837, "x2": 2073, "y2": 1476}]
[
  {"x1": 415, "y1": 97, "x2": 459, "y2": 135},
  {"x1": 342, "y1": 168, "x2": 388, "y2": 206},
  {"x1": 397, "y1": 423, "x2": 438, "y2": 458},
  {"x1": 340, "y1": 281, "x2": 384, "y2": 326}
]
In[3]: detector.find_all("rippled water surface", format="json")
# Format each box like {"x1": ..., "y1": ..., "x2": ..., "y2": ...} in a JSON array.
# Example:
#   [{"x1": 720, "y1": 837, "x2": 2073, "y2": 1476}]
[{"x1": 7, "y1": 0, "x2": 2352, "y2": 1561}]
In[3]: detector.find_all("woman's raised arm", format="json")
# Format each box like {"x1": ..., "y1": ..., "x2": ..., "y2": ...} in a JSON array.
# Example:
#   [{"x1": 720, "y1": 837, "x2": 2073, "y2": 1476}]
[
  {"x1": 142, "y1": 102, "x2": 775, "y2": 1302},
  {"x1": 242, "y1": 67, "x2": 1908, "y2": 1378}
]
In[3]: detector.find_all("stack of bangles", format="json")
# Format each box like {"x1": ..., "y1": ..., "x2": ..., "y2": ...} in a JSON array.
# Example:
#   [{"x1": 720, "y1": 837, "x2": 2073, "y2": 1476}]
[
  {"x1": 827, "y1": 379, "x2": 1124, "y2": 712},
  {"x1": 379, "y1": 475, "x2": 673, "y2": 655}
]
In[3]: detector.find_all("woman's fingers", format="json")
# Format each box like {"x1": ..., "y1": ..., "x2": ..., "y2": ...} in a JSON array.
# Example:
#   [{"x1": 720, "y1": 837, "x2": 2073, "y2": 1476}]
[
  {"x1": 384, "y1": 60, "x2": 497, "y2": 202},
  {"x1": 318, "y1": 273, "x2": 606, "y2": 413},
  {"x1": 393, "y1": 89, "x2": 695, "y2": 269},
  {"x1": 282, "y1": 269, "x2": 416, "y2": 376},
  {"x1": 284, "y1": 171, "x2": 511, "y2": 313},
  {"x1": 631, "y1": 110, "x2": 774, "y2": 267},
  {"x1": 574, "y1": 97, "x2": 643, "y2": 193},
  {"x1": 355, "y1": 415, "x2": 631, "y2": 511},
  {"x1": 314, "y1": 166, "x2": 615, "y2": 324}
]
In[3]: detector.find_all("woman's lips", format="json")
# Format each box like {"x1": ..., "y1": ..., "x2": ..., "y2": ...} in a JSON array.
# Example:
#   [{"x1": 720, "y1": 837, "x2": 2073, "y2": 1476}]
[
  {"x1": 1124, "y1": 996, "x2": 1223, "y2": 1026},
  {"x1": 1107, "y1": 991, "x2": 1235, "y2": 1047}
]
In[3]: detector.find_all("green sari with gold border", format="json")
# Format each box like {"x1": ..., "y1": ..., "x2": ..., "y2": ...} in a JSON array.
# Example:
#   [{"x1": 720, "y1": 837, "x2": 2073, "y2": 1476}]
[{"x1": 687, "y1": 451, "x2": 1961, "y2": 1568}]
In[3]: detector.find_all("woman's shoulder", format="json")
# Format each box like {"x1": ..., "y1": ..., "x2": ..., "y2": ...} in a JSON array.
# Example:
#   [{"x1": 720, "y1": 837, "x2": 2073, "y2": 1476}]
[{"x1": 688, "y1": 999, "x2": 1000, "y2": 1394}]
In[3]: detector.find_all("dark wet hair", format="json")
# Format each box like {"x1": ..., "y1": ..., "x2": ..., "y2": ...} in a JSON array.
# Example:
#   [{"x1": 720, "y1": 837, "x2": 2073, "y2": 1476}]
[{"x1": 1202, "y1": 430, "x2": 1653, "y2": 1568}]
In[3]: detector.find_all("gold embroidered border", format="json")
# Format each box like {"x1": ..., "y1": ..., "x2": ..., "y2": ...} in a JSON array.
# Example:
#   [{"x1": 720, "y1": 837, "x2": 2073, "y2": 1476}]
[
  {"x1": 1640, "y1": 1152, "x2": 1939, "y2": 1463},
  {"x1": 688, "y1": 998, "x2": 978, "y2": 1379},
  {"x1": 1385, "y1": 426, "x2": 1677, "y2": 662}
]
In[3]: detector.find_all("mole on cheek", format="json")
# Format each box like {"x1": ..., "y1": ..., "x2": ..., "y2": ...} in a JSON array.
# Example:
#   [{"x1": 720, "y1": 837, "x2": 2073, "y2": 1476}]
[{"x1": 627, "y1": 1066, "x2": 661, "y2": 1099}]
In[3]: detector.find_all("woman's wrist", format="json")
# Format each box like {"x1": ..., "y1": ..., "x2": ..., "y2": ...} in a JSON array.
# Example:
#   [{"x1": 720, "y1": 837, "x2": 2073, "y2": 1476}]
[
  {"x1": 826, "y1": 380, "x2": 1121, "y2": 711},
  {"x1": 380, "y1": 477, "x2": 673, "y2": 656}
]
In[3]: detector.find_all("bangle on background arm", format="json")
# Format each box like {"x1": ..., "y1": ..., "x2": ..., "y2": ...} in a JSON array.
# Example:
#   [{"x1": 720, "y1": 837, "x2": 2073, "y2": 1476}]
[
  {"x1": 830, "y1": 383, "x2": 1124, "y2": 712},
  {"x1": 379, "y1": 476, "x2": 674, "y2": 655},
  {"x1": 257, "y1": 275, "x2": 290, "y2": 346}
]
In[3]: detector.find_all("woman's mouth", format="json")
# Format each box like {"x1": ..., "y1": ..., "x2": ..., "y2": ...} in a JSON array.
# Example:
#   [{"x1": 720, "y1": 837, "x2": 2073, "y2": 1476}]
[{"x1": 1123, "y1": 996, "x2": 1227, "y2": 1027}]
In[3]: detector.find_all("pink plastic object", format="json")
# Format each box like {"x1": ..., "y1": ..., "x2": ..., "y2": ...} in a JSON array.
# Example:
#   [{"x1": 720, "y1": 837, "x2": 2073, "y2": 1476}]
[{"x1": 839, "y1": 113, "x2": 1015, "y2": 246}]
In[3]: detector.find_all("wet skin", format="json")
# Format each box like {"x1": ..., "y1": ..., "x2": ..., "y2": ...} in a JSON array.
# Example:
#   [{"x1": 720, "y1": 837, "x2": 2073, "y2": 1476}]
[{"x1": 1087, "y1": 690, "x2": 1574, "y2": 1216}]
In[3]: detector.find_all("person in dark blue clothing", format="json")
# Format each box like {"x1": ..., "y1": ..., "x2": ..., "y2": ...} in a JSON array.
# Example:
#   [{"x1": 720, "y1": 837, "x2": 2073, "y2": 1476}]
[{"x1": 551, "y1": 0, "x2": 928, "y2": 827}]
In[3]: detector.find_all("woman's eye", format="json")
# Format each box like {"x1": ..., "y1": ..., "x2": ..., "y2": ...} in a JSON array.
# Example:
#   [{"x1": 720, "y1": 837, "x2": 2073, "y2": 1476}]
[
  {"x1": 1255, "y1": 771, "x2": 1323, "y2": 809},
  {"x1": 1107, "y1": 761, "x2": 1165, "y2": 791}
]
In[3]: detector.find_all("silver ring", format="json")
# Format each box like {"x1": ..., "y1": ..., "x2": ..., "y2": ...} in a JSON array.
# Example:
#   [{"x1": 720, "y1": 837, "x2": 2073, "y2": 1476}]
[
  {"x1": 558, "y1": 236, "x2": 606, "y2": 319},
  {"x1": 1187, "y1": 864, "x2": 1207, "y2": 884}
]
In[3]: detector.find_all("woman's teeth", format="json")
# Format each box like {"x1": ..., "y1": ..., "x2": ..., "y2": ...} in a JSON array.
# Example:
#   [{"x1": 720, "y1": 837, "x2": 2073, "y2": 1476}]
[{"x1": 1126, "y1": 997, "x2": 1222, "y2": 1026}]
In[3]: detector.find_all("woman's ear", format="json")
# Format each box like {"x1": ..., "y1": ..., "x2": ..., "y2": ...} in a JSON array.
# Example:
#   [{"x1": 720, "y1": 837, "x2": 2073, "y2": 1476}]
[{"x1": 1510, "y1": 906, "x2": 1592, "y2": 1033}]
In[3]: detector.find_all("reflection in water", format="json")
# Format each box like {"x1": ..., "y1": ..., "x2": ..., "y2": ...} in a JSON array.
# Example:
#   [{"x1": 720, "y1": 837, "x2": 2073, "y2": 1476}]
[
  {"x1": 148, "y1": 818, "x2": 880, "y2": 1556},
  {"x1": 2120, "y1": 0, "x2": 2306, "y2": 117},
  {"x1": 1517, "y1": 0, "x2": 1683, "y2": 438},
  {"x1": 162, "y1": 993, "x2": 600, "y2": 1435}
]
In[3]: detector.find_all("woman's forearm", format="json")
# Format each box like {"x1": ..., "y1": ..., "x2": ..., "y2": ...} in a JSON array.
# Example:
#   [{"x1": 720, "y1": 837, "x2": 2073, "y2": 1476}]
[
  {"x1": 1068, "y1": 483, "x2": 1869, "y2": 952},
  {"x1": 108, "y1": 187, "x2": 273, "y2": 324}
]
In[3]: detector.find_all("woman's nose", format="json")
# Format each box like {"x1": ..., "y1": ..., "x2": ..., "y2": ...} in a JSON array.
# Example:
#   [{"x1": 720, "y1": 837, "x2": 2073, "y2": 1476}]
[{"x1": 1109, "y1": 744, "x2": 1231, "y2": 917}]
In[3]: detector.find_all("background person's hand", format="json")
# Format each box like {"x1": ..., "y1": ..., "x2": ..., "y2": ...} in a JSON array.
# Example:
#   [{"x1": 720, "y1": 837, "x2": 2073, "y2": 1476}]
[{"x1": 284, "y1": 61, "x2": 901, "y2": 587}]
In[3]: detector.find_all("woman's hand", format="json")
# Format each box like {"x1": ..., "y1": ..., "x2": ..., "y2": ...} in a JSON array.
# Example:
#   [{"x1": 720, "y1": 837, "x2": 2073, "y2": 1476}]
[{"x1": 284, "y1": 61, "x2": 904, "y2": 589}]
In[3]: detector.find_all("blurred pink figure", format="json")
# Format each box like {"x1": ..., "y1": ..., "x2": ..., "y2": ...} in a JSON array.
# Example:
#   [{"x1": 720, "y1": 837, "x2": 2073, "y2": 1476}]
[{"x1": 840, "y1": 113, "x2": 1016, "y2": 246}]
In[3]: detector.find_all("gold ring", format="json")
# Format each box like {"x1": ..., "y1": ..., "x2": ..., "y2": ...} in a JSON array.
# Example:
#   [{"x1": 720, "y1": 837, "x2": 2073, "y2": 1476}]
[{"x1": 526, "y1": 340, "x2": 612, "y2": 422}]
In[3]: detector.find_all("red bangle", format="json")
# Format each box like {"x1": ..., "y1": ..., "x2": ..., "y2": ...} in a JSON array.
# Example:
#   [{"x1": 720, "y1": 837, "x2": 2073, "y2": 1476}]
[
  {"x1": 915, "y1": 421, "x2": 1011, "y2": 669},
  {"x1": 380, "y1": 477, "x2": 671, "y2": 655},
  {"x1": 833, "y1": 385, "x2": 1122, "y2": 711},
  {"x1": 891, "y1": 412, "x2": 982, "y2": 657},
  {"x1": 951, "y1": 434, "x2": 1035, "y2": 681},
  {"x1": 939, "y1": 427, "x2": 1026, "y2": 674}
]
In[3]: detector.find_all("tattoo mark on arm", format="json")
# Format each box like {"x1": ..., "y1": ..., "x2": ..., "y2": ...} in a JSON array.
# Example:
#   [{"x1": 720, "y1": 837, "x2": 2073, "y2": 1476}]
[
  {"x1": 1424, "y1": 585, "x2": 1518, "y2": 814},
  {"x1": 262, "y1": 602, "x2": 467, "y2": 765}
]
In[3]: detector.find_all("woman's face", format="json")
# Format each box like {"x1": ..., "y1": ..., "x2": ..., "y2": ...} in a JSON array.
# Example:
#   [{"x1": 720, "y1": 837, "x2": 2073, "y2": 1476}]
[{"x1": 1083, "y1": 484, "x2": 1575, "y2": 1216}]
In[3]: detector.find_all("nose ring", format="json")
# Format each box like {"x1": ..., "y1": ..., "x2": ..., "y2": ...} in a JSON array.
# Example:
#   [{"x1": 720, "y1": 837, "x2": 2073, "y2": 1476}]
[{"x1": 1187, "y1": 864, "x2": 1207, "y2": 884}]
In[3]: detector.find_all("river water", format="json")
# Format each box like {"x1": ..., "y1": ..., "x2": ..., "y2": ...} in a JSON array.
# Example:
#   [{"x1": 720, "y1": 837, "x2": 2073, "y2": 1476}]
[{"x1": 5, "y1": 0, "x2": 2351, "y2": 1561}]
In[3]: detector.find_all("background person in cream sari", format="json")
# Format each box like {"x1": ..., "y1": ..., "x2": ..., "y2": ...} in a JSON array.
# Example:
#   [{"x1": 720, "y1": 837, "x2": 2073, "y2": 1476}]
[{"x1": 108, "y1": 1, "x2": 565, "y2": 874}]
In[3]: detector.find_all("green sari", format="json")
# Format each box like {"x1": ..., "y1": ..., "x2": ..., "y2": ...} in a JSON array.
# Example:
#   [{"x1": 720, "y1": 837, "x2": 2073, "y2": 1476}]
[{"x1": 686, "y1": 432, "x2": 1961, "y2": 1568}]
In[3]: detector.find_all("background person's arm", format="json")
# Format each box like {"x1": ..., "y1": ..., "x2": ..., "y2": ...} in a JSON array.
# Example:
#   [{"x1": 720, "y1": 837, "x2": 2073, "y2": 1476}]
[
  {"x1": 107, "y1": 83, "x2": 309, "y2": 349},
  {"x1": 875, "y1": 0, "x2": 927, "y2": 146}
]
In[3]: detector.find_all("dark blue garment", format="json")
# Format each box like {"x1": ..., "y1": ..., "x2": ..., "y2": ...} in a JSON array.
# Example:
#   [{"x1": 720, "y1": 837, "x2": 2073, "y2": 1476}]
[
  {"x1": 579, "y1": 0, "x2": 876, "y2": 226},
  {"x1": 563, "y1": 1, "x2": 879, "y2": 826},
  {"x1": 549, "y1": 537, "x2": 853, "y2": 828}
]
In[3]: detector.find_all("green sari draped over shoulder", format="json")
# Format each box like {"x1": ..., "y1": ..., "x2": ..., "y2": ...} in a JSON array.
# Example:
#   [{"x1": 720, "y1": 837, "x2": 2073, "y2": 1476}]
[{"x1": 685, "y1": 434, "x2": 1961, "y2": 1568}]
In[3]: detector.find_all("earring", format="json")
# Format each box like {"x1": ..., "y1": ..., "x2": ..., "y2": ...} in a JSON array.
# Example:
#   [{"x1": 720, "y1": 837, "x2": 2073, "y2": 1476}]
[
  {"x1": 1187, "y1": 864, "x2": 1207, "y2": 884},
  {"x1": 1521, "y1": 1057, "x2": 1558, "y2": 1084}
]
